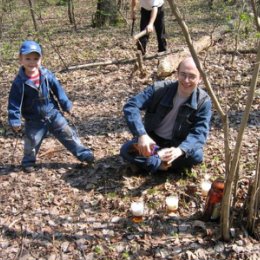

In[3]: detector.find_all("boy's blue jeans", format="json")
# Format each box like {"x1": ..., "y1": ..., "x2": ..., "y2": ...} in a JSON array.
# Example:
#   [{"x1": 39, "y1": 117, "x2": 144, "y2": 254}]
[
  {"x1": 22, "y1": 111, "x2": 93, "y2": 167},
  {"x1": 120, "y1": 136, "x2": 203, "y2": 174}
]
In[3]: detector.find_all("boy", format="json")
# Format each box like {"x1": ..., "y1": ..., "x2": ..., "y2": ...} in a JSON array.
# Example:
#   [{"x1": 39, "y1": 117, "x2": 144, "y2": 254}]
[{"x1": 8, "y1": 40, "x2": 94, "y2": 173}]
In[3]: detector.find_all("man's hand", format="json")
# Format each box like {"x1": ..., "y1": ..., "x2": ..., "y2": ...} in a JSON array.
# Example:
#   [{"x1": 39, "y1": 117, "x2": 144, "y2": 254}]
[
  {"x1": 137, "y1": 134, "x2": 156, "y2": 157},
  {"x1": 157, "y1": 147, "x2": 184, "y2": 165},
  {"x1": 12, "y1": 126, "x2": 21, "y2": 133},
  {"x1": 146, "y1": 23, "x2": 154, "y2": 33}
]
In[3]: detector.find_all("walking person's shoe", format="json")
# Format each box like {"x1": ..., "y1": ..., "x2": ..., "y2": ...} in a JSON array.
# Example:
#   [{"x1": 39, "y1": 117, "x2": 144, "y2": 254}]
[{"x1": 22, "y1": 165, "x2": 35, "y2": 173}]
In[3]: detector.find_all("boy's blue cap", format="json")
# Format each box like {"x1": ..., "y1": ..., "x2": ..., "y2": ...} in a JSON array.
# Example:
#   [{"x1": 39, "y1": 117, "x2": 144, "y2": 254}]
[{"x1": 19, "y1": 40, "x2": 42, "y2": 56}]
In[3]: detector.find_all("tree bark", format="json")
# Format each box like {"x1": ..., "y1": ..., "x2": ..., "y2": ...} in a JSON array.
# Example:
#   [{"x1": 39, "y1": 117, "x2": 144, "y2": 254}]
[{"x1": 93, "y1": 0, "x2": 120, "y2": 27}]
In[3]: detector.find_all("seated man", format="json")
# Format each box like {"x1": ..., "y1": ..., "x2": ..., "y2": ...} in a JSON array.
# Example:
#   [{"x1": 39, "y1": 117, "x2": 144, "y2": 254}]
[{"x1": 120, "y1": 57, "x2": 212, "y2": 173}]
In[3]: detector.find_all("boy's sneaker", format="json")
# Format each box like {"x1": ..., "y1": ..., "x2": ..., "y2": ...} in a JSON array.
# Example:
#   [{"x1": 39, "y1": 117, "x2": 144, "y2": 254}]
[
  {"x1": 22, "y1": 166, "x2": 35, "y2": 173},
  {"x1": 84, "y1": 154, "x2": 94, "y2": 164}
]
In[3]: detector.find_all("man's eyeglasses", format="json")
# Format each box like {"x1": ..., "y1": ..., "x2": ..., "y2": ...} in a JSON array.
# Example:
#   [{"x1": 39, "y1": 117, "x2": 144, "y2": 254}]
[{"x1": 178, "y1": 72, "x2": 198, "y2": 81}]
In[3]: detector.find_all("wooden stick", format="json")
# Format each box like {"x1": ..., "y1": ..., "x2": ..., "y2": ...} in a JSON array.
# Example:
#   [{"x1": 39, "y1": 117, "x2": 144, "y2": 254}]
[
  {"x1": 133, "y1": 29, "x2": 148, "y2": 41},
  {"x1": 136, "y1": 51, "x2": 146, "y2": 77}
]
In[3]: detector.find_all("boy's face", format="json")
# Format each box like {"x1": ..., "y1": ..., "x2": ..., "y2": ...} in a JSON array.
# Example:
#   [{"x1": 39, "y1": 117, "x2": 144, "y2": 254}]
[{"x1": 19, "y1": 52, "x2": 42, "y2": 76}]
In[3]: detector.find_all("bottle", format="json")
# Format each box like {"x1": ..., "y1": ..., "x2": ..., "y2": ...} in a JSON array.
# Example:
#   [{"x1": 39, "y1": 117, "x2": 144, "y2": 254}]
[{"x1": 202, "y1": 178, "x2": 225, "y2": 221}]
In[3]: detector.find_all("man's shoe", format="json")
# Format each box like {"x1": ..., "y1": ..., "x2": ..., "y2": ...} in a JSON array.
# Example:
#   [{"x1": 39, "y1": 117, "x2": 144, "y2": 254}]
[{"x1": 22, "y1": 166, "x2": 35, "y2": 173}]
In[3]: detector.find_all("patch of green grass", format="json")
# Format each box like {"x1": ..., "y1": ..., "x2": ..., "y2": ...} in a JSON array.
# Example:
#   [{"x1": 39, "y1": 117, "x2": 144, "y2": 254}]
[
  {"x1": 200, "y1": 163, "x2": 207, "y2": 172},
  {"x1": 147, "y1": 200, "x2": 160, "y2": 209},
  {"x1": 122, "y1": 251, "x2": 130, "y2": 260},
  {"x1": 213, "y1": 156, "x2": 220, "y2": 164},
  {"x1": 146, "y1": 188, "x2": 158, "y2": 195},
  {"x1": 0, "y1": 42, "x2": 16, "y2": 60},
  {"x1": 177, "y1": 178, "x2": 187, "y2": 187},
  {"x1": 0, "y1": 127, "x2": 6, "y2": 137},
  {"x1": 185, "y1": 168, "x2": 198, "y2": 179},
  {"x1": 94, "y1": 245, "x2": 103, "y2": 255},
  {"x1": 107, "y1": 192, "x2": 117, "y2": 199}
]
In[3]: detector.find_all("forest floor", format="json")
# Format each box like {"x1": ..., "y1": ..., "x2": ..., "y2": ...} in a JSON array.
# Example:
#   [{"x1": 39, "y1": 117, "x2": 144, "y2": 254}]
[{"x1": 0, "y1": 0, "x2": 259, "y2": 259}]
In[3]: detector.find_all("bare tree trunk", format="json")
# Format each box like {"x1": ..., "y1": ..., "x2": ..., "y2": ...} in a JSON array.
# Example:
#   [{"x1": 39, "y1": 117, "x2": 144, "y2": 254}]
[
  {"x1": 251, "y1": 0, "x2": 260, "y2": 31},
  {"x1": 166, "y1": 0, "x2": 259, "y2": 242},
  {"x1": 93, "y1": 0, "x2": 120, "y2": 27},
  {"x1": 221, "y1": 41, "x2": 260, "y2": 241},
  {"x1": 28, "y1": 0, "x2": 38, "y2": 31},
  {"x1": 68, "y1": 0, "x2": 76, "y2": 30},
  {"x1": 247, "y1": 139, "x2": 260, "y2": 234},
  {"x1": 0, "y1": 0, "x2": 6, "y2": 39}
]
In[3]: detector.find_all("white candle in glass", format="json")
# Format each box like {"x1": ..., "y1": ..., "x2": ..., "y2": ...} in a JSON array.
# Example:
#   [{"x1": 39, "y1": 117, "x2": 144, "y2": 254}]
[
  {"x1": 201, "y1": 180, "x2": 211, "y2": 196},
  {"x1": 131, "y1": 201, "x2": 144, "y2": 216},
  {"x1": 165, "y1": 195, "x2": 179, "y2": 211}
]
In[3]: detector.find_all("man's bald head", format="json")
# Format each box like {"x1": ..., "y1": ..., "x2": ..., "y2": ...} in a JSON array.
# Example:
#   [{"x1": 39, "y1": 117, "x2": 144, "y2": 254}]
[{"x1": 177, "y1": 57, "x2": 199, "y2": 74}]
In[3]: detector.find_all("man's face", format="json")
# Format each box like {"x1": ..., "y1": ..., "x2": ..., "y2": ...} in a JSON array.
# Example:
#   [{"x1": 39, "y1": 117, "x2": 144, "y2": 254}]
[
  {"x1": 177, "y1": 60, "x2": 201, "y2": 97},
  {"x1": 19, "y1": 52, "x2": 42, "y2": 76}
]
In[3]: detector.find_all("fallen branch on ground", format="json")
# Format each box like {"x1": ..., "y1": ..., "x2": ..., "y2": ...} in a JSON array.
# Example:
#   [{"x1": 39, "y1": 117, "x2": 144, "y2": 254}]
[{"x1": 58, "y1": 49, "x2": 180, "y2": 73}]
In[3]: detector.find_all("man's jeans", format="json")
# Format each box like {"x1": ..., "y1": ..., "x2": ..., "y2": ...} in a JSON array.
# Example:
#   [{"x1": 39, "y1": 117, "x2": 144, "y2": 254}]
[
  {"x1": 120, "y1": 135, "x2": 203, "y2": 173},
  {"x1": 22, "y1": 111, "x2": 93, "y2": 167}
]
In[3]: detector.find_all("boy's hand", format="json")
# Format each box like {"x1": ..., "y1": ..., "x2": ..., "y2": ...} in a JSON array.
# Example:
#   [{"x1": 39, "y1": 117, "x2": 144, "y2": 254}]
[
  {"x1": 12, "y1": 126, "x2": 21, "y2": 133},
  {"x1": 66, "y1": 108, "x2": 73, "y2": 116}
]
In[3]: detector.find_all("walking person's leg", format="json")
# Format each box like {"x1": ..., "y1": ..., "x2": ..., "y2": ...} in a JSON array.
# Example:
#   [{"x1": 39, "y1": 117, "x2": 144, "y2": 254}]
[
  {"x1": 137, "y1": 8, "x2": 151, "y2": 55},
  {"x1": 154, "y1": 6, "x2": 167, "y2": 53}
]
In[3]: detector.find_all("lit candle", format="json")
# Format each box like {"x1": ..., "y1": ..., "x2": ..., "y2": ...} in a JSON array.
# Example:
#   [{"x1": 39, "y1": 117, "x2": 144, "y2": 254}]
[
  {"x1": 131, "y1": 201, "x2": 144, "y2": 217},
  {"x1": 201, "y1": 180, "x2": 211, "y2": 196},
  {"x1": 165, "y1": 195, "x2": 179, "y2": 212}
]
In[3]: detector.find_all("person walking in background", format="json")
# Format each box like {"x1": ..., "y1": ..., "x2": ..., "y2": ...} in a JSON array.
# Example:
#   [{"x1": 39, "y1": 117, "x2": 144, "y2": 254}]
[
  {"x1": 8, "y1": 40, "x2": 94, "y2": 173},
  {"x1": 131, "y1": 0, "x2": 167, "y2": 55},
  {"x1": 120, "y1": 57, "x2": 212, "y2": 174}
]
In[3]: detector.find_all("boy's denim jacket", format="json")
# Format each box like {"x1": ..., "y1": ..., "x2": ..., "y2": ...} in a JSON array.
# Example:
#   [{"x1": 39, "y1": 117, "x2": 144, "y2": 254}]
[
  {"x1": 8, "y1": 66, "x2": 72, "y2": 127},
  {"x1": 123, "y1": 80, "x2": 212, "y2": 157}
]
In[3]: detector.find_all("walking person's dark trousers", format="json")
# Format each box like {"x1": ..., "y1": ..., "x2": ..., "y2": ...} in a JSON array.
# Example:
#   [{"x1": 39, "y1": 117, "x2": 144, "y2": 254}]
[{"x1": 137, "y1": 6, "x2": 167, "y2": 55}]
